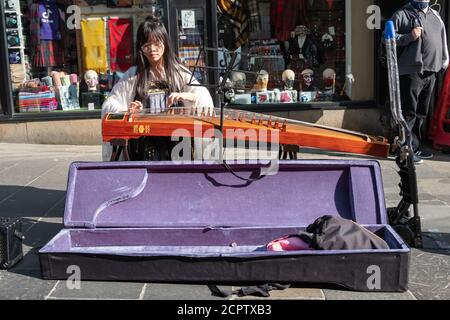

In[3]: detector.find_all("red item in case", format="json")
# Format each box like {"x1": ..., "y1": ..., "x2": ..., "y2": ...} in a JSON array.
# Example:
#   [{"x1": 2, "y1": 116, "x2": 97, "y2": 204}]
[{"x1": 267, "y1": 235, "x2": 311, "y2": 252}]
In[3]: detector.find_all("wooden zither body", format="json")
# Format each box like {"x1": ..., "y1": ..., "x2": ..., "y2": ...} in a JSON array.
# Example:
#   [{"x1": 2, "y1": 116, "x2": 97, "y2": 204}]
[{"x1": 102, "y1": 107, "x2": 390, "y2": 158}]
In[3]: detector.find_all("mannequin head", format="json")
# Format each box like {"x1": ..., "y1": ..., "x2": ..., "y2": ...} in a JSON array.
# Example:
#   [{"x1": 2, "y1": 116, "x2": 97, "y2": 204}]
[
  {"x1": 292, "y1": 25, "x2": 310, "y2": 38},
  {"x1": 255, "y1": 70, "x2": 269, "y2": 92},
  {"x1": 230, "y1": 71, "x2": 247, "y2": 91},
  {"x1": 301, "y1": 69, "x2": 314, "y2": 89},
  {"x1": 323, "y1": 68, "x2": 336, "y2": 90},
  {"x1": 282, "y1": 69, "x2": 295, "y2": 90},
  {"x1": 84, "y1": 70, "x2": 98, "y2": 91}
]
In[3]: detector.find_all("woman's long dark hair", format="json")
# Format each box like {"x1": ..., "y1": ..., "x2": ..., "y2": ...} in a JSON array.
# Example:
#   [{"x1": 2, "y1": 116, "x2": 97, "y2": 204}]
[{"x1": 134, "y1": 16, "x2": 186, "y2": 102}]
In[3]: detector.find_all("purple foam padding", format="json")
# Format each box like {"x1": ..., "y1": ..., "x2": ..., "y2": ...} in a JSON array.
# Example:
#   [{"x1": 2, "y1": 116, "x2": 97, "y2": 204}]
[
  {"x1": 39, "y1": 225, "x2": 409, "y2": 257},
  {"x1": 64, "y1": 161, "x2": 387, "y2": 229}
]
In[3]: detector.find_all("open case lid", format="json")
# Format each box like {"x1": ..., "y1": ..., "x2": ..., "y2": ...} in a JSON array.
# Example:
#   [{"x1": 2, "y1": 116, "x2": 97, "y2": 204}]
[{"x1": 64, "y1": 161, "x2": 388, "y2": 229}]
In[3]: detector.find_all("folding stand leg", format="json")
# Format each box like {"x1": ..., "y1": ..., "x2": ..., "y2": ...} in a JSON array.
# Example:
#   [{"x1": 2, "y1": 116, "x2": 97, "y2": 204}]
[
  {"x1": 110, "y1": 139, "x2": 130, "y2": 162},
  {"x1": 388, "y1": 149, "x2": 423, "y2": 248}
]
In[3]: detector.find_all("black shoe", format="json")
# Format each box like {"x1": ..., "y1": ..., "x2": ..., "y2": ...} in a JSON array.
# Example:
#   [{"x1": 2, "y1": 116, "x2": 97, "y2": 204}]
[
  {"x1": 415, "y1": 150, "x2": 434, "y2": 160},
  {"x1": 413, "y1": 155, "x2": 424, "y2": 165}
]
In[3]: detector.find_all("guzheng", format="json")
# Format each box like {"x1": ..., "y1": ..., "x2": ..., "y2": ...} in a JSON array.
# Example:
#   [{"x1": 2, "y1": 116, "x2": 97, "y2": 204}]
[{"x1": 102, "y1": 107, "x2": 390, "y2": 158}]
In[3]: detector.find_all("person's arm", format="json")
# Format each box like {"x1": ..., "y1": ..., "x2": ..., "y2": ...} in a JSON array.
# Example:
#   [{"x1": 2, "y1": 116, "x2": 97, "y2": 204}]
[
  {"x1": 167, "y1": 69, "x2": 214, "y2": 109},
  {"x1": 101, "y1": 67, "x2": 138, "y2": 117},
  {"x1": 391, "y1": 10, "x2": 419, "y2": 47}
]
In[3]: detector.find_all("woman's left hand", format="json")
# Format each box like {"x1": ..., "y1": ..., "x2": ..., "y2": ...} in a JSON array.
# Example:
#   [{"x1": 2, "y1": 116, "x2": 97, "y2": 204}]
[{"x1": 167, "y1": 92, "x2": 197, "y2": 107}]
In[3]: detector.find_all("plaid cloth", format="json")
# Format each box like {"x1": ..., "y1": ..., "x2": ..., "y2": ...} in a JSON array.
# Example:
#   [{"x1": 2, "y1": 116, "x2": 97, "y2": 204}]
[
  {"x1": 218, "y1": 0, "x2": 249, "y2": 50},
  {"x1": 271, "y1": 0, "x2": 308, "y2": 41},
  {"x1": 178, "y1": 46, "x2": 205, "y2": 67},
  {"x1": 247, "y1": 0, "x2": 261, "y2": 32},
  {"x1": 34, "y1": 40, "x2": 65, "y2": 67},
  {"x1": 18, "y1": 91, "x2": 58, "y2": 113},
  {"x1": 30, "y1": 3, "x2": 66, "y2": 67}
]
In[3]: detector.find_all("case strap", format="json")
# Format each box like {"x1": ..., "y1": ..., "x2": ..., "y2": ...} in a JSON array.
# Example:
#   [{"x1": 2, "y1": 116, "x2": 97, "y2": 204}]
[{"x1": 208, "y1": 284, "x2": 290, "y2": 298}]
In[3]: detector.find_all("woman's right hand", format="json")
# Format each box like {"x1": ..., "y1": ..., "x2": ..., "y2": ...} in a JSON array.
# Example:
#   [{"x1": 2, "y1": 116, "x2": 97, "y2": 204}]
[{"x1": 129, "y1": 101, "x2": 143, "y2": 113}]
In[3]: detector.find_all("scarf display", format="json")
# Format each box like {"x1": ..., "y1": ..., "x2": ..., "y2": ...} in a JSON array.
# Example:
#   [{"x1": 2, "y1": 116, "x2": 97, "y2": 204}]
[
  {"x1": 108, "y1": 17, "x2": 134, "y2": 72},
  {"x1": 271, "y1": 0, "x2": 308, "y2": 41},
  {"x1": 217, "y1": 0, "x2": 249, "y2": 50},
  {"x1": 81, "y1": 18, "x2": 108, "y2": 73},
  {"x1": 247, "y1": 0, "x2": 261, "y2": 32}
]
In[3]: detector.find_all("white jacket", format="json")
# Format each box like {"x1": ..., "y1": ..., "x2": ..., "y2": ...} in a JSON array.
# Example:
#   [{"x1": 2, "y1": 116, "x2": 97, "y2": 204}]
[
  {"x1": 101, "y1": 66, "x2": 214, "y2": 116},
  {"x1": 101, "y1": 66, "x2": 215, "y2": 161}
]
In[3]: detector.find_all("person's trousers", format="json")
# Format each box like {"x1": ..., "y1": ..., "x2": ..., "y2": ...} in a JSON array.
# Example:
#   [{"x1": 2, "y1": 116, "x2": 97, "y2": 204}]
[{"x1": 399, "y1": 71, "x2": 437, "y2": 151}]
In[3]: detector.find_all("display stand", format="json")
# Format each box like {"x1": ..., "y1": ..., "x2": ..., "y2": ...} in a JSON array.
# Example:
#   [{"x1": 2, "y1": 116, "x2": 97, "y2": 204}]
[{"x1": 5, "y1": 0, "x2": 27, "y2": 89}]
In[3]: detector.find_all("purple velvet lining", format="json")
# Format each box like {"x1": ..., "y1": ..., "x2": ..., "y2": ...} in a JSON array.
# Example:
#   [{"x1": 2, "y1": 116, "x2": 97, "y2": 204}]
[
  {"x1": 39, "y1": 225, "x2": 409, "y2": 258},
  {"x1": 64, "y1": 161, "x2": 387, "y2": 228}
]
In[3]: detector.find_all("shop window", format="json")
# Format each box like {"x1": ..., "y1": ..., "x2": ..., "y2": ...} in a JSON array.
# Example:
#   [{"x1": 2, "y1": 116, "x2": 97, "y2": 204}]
[
  {"x1": 217, "y1": 0, "x2": 379, "y2": 106},
  {"x1": 5, "y1": 0, "x2": 165, "y2": 115}
]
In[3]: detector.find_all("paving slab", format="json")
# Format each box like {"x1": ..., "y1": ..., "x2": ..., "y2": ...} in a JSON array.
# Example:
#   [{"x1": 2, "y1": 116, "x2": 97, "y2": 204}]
[
  {"x1": 143, "y1": 284, "x2": 227, "y2": 300},
  {"x1": 408, "y1": 249, "x2": 450, "y2": 300},
  {"x1": 46, "y1": 281, "x2": 146, "y2": 300},
  {"x1": 0, "y1": 269, "x2": 57, "y2": 300},
  {"x1": 236, "y1": 287, "x2": 325, "y2": 300}
]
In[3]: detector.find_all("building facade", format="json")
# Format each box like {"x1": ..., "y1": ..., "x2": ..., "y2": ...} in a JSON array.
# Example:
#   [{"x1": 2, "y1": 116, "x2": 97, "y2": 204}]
[{"x1": 0, "y1": 0, "x2": 448, "y2": 144}]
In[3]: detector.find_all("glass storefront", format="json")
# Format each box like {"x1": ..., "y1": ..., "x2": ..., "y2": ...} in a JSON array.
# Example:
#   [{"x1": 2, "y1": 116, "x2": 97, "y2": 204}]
[{"x1": 0, "y1": 0, "x2": 413, "y2": 120}]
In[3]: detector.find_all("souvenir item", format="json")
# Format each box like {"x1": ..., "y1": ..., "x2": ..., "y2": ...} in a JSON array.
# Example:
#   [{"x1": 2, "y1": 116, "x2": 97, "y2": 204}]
[
  {"x1": 256, "y1": 90, "x2": 274, "y2": 103},
  {"x1": 108, "y1": 18, "x2": 134, "y2": 72},
  {"x1": 39, "y1": 2, "x2": 62, "y2": 41},
  {"x1": 255, "y1": 70, "x2": 269, "y2": 92},
  {"x1": 84, "y1": 70, "x2": 99, "y2": 92},
  {"x1": 81, "y1": 18, "x2": 108, "y2": 73},
  {"x1": 230, "y1": 71, "x2": 246, "y2": 93},
  {"x1": 288, "y1": 25, "x2": 320, "y2": 71},
  {"x1": 5, "y1": 13, "x2": 18, "y2": 28},
  {"x1": 323, "y1": 68, "x2": 336, "y2": 92},
  {"x1": 9, "y1": 51, "x2": 21, "y2": 64},
  {"x1": 5, "y1": 0, "x2": 18, "y2": 10},
  {"x1": 300, "y1": 69, "x2": 319, "y2": 92},
  {"x1": 280, "y1": 90, "x2": 298, "y2": 103},
  {"x1": 282, "y1": 69, "x2": 295, "y2": 90}
]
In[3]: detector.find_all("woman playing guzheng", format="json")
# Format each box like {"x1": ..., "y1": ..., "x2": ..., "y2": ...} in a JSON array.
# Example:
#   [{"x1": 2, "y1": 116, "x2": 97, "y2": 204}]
[{"x1": 102, "y1": 15, "x2": 214, "y2": 161}]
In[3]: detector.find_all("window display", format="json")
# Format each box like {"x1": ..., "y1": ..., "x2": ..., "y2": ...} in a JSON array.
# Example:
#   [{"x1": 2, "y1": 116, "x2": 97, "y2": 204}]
[
  {"x1": 219, "y1": 0, "x2": 349, "y2": 105},
  {"x1": 4, "y1": 0, "x2": 165, "y2": 114}
]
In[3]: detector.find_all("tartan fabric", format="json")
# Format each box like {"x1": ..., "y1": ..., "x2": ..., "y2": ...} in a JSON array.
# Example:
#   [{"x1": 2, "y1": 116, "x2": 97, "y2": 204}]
[
  {"x1": 217, "y1": 0, "x2": 249, "y2": 50},
  {"x1": 271, "y1": 0, "x2": 308, "y2": 41},
  {"x1": 34, "y1": 40, "x2": 65, "y2": 67},
  {"x1": 178, "y1": 46, "x2": 205, "y2": 67},
  {"x1": 30, "y1": 3, "x2": 66, "y2": 67},
  {"x1": 29, "y1": 3, "x2": 40, "y2": 63},
  {"x1": 247, "y1": 0, "x2": 261, "y2": 32},
  {"x1": 18, "y1": 91, "x2": 58, "y2": 112}
]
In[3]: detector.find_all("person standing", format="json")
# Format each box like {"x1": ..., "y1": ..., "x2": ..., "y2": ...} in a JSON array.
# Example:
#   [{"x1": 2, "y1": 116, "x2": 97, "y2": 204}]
[{"x1": 390, "y1": 0, "x2": 449, "y2": 163}]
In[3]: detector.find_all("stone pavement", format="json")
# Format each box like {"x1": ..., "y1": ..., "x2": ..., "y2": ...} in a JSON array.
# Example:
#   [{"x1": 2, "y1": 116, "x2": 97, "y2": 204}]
[{"x1": 0, "y1": 143, "x2": 449, "y2": 300}]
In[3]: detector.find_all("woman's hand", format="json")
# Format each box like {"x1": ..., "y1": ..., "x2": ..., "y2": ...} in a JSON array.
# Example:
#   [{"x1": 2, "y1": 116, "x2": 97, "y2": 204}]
[
  {"x1": 167, "y1": 92, "x2": 197, "y2": 107},
  {"x1": 129, "y1": 101, "x2": 143, "y2": 113}
]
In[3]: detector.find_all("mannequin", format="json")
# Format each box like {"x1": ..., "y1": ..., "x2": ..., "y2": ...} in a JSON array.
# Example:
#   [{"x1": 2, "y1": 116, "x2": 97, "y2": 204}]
[
  {"x1": 230, "y1": 71, "x2": 246, "y2": 93},
  {"x1": 282, "y1": 69, "x2": 295, "y2": 90},
  {"x1": 322, "y1": 68, "x2": 336, "y2": 93},
  {"x1": 300, "y1": 68, "x2": 319, "y2": 92},
  {"x1": 254, "y1": 70, "x2": 269, "y2": 92},
  {"x1": 286, "y1": 25, "x2": 321, "y2": 73},
  {"x1": 84, "y1": 70, "x2": 99, "y2": 92}
]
